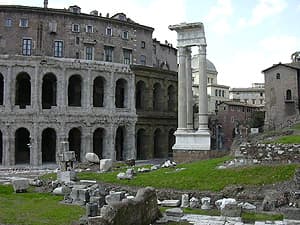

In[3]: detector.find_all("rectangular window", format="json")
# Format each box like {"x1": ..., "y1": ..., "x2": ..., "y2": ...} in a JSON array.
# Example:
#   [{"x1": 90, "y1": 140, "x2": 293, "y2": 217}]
[
  {"x1": 86, "y1": 25, "x2": 93, "y2": 33},
  {"x1": 104, "y1": 46, "x2": 114, "y2": 62},
  {"x1": 215, "y1": 89, "x2": 218, "y2": 96},
  {"x1": 54, "y1": 40, "x2": 63, "y2": 57},
  {"x1": 19, "y1": 18, "x2": 28, "y2": 28},
  {"x1": 153, "y1": 44, "x2": 156, "y2": 54},
  {"x1": 85, "y1": 46, "x2": 93, "y2": 60},
  {"x1": 106, "y1": 27, "x2": 112, "y2": 36},
  {"x1": 141, "y1": 41, "x2": 146, "y2": 49},
  {"x1": 140, "y1": 55, "x2": 146, "y2": 65},
  {"x1": 72, "y1": 24, "x2": 80, "y2": 32},
  {"x1": 260, "y1": 99, "x2": 263, "y2": 104},
  {"x1": 22, "y1": 38, "x2": 32, "y2": 56},
  {"x1": 122, "y1": 31, "x2": 129, "y2": 40},
  {"x1": 75, "y1": 37, "x2": 80, "y2": 45},
  {"x1": 252, "y1": 99, "x2": 256, "y2": 104},
  {"x1": 123, "y1": 49, "x2": 132, "y2": 65},
  {"x1": 5, "y1": 18, "x2": 12, "y2": 27}
]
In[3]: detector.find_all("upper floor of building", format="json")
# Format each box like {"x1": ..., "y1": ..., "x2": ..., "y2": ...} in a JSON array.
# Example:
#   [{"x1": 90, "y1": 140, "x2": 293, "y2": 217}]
[
  {"x1": 229, "y1": 84, "x2": 265, "y2": 106},
  {"x1": 0, "y1": 4, "x2": 177, "y2": 71}
]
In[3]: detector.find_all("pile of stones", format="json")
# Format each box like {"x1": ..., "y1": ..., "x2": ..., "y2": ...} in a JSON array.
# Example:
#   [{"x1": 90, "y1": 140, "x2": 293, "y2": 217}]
[{"x1": 239, "y1": 142, "x2": 300, "y2": 164}]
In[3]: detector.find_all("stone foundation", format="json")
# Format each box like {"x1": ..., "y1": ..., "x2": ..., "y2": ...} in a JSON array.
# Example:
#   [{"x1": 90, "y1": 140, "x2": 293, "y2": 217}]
[{"x1": 173, "y1": 149, "x2": 229, "y2": 163}]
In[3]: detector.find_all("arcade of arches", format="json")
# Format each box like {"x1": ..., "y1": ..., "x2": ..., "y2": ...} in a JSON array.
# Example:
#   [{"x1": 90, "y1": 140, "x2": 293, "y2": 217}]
[{"x1": 0, "y1": 58, "x2": 177, "y2": 166}]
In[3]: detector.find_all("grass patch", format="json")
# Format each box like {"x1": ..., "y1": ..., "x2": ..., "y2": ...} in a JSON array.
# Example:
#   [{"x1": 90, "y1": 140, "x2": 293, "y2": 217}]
[
  {"x1": 291, "y1": 123, "x2": 300, "y2": 130},
  {"x1": 0, "y1": 185, "x2": 84, "y2": 225},
  {"x1": 77, "y1": 157, "x2": 298, "y2": 191},
  {"x1": 242, "y1": 212, "x2": 283, "y2": 223},
  {"x1": 274, "y1": 135, "x2": 300, "y2": 144}
]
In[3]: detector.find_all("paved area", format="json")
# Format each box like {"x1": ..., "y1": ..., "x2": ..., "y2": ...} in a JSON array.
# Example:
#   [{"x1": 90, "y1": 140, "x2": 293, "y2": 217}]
[{"x1": 180, "y1": 215, "x2": 300, "y2": 225}]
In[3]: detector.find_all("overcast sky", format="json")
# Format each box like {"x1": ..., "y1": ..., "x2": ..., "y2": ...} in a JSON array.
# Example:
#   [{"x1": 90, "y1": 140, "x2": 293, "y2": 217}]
[{"x1": 1, "y1": 0, "x2": 300, "y2": 88}]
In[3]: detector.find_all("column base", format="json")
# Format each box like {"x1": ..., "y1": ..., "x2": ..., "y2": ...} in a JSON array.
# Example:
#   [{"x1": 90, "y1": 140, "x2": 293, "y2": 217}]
[{"x1": 173, "y1": 129, "x2": 211, "y2": 151}]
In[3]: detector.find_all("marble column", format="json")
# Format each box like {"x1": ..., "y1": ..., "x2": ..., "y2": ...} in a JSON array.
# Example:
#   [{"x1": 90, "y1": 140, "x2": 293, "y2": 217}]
[
  {"x1": 185, "y1": 47, "x2": 193, "y2": 129},
  {"x1": 198, "y1": 44, "x2": 209, "y2": 131},
  {"x1": 177, "y1": 47, "x2": 187, "y2": 130}
]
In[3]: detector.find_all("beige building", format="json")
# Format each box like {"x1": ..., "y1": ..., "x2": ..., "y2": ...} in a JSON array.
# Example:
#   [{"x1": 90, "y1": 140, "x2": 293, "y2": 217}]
[
  {"x1": 263, "y1": 61, "x2": 300, "y2": 130},
  {"x1": 229, "y1": 83, "x2": 265, "y2": 106},
  {"x1": 0, "y1": 4, "x2": 178, "y2": 166},
  {"x1": 192, "y1": 55, "x2": 229, "y2": 115}
]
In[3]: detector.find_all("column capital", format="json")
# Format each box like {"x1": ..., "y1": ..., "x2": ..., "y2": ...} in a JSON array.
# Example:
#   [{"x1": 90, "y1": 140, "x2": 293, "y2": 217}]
[
  {"x1": 198, "y1": 44, "x2": 207, "y2": 55},
  {"x1": 178, "y1": 46, "x2": 187, "y2": 56}
]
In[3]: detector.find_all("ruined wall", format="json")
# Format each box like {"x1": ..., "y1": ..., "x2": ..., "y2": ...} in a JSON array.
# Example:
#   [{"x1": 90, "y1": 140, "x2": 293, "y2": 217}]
[{"x1": 0, "y1": 55, "x2": 136, "y2": 166}]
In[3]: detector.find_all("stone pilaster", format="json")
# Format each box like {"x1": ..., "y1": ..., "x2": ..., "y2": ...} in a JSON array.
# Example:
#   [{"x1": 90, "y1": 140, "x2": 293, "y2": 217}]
[
  {"x1": 84, "y1": 69, "x2": 92, "y2": 109},
  {"x1": 30, "y1": 123, "x2": 41, "y2": 166},
  {"x1": 81, "y1": 127, "x2": 92, "y2": 162},
  {"x1": 32, "y1": 65, "x2": 39, "y2": 110},
  {"x1": 125, "y1": 123, "x2": 136, "y2": 159},
  {"x1": 4, "y1": 66, "x2": 12, "y2": 111},
  {"x1": 58, "y1": 68, "x2": 67, "y2": 110}
]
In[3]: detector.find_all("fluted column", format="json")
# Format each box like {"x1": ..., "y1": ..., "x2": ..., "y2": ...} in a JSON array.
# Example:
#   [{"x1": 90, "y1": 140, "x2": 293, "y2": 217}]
[
  {"x1": 185, "y1": 47, "x2": 193, "y2": 129},
  {"x1": 177, "y1": 47, "x2": 187, "y2": 130},
  {"x1": 198, "y1": 45, "x2": 209, "y2": 131}
]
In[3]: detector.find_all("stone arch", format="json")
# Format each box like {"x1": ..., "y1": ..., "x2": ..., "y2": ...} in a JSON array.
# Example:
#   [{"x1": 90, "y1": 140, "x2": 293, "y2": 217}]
[
  {"x1": 93, "y1": 76, "x2": 105, "y2": 107},
  {"x1": 42, "y1": 73, "x2": 57, "y2": 109},
  {"x1": 153, "y1": 128, "x2": 163, "y2": 158},
  {"x1": 115, "y1": 79, "x2": 127, "y2": 108},
  {"x1": 136, "y1": 128, "x2": 146, "y2": 160},
  {"x1": 0, "y1": 73, "x2": 3, "y2": 105},
  {"x1": 42, "y1": 128, "x2": 56, "y2": 163},
  {"x1": 0, "y1": 129, "x2": 2, "y2": 165},
  {"x1": 286, "y1": 89, "x2": 292, "y2": 100},
  {"x1": 93, "y1": 128, "x2": 105, "y2": 159},
  {"x1": 15, "y1": 72, "x2": 31, "y2": 108},
  {"x1": 168, "y1": 129, "x2": 176, "y2": 157},
  {"x1": 153, "y1": 82, "x2": 163, "y2": 111},
  {"x1": 68, "y1": 75, "x2": 82, "y2": 107},
  {"x1": 115, "y1": 126, "x2": 125, "y2": 161},
  {"x1": 167, "y1": 85, "x2": 176, "y2": 112},
  {"x1": 136, "y1": 80, "x2": 146, "y2": 110},
  {"x1": 68, "y1": 127, "x2": 81, "y2": 161},
  {"x1": 15, "y1": 127, "x2": 30, "y2": 164}
]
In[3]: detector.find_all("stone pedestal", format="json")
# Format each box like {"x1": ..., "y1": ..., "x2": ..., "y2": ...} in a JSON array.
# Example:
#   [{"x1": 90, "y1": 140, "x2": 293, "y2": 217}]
[{"x1": 173, "y1": 129, "x2": 210, "y2": 151}]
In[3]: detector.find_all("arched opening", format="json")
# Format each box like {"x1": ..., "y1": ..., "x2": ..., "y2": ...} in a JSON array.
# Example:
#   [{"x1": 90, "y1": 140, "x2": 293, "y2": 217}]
[
  {"x1": 42, "y1": 128, "x2": 56, "y2": 163},
  {"x1": 68, "y1": 128, "x2": 81, "y2": 161},
  {"x1": 168, "y1": 85, "x2": 176, "y2": 112},
  {"x1": 153, "y1": 128, "x2": 162, "y2": 158},
  {"x1": 93, "y1": 77, "x2": 105, "y2": 107},
  {"x1": 0, "y1": 130, "x2": 2, "y2": 165},
  {"x1": 68, "y1": 75, "x2": 82, "y2": 106},
  {"x1": 115, "y1": 126, "x2": 125, "y2": 161},
  {"x1": 42, "y1": 73, "x2": 57, "y2": 109},
  {"x1": 168, "y1": 129, "x2": 175, "y2": 157},
  {"x1": 136, "y1": 128, "x2": 146, "y2": 160},
  {"x1": 153, "y1": 83, "x2": 163, "y2": 111},
  {"x1": 136, "y1": 80, "x2": 146, "y2": 110},
  {"x1": 15, "y1": 72, "x2": 31, "y2": 108},
  {"x1": 286, "y1": 89, "x2": 292, "y2": 100},
  {"x1": 15, "y1": 128, "x2": 30, "y2": 164},
  {"x1": 0, "y1": 73, "x2": 3, "y2": 105},
  {"x1": 115, "y1": 79, "x2": 127, "y2": 108},
  {"x1": 93, "y1": 128, "x2": 104, "y2": 159}
]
